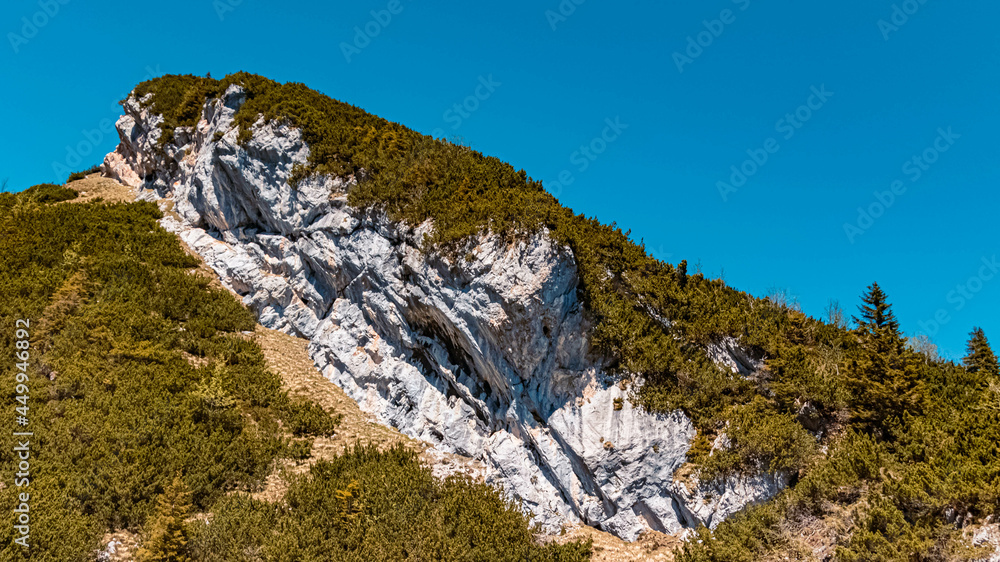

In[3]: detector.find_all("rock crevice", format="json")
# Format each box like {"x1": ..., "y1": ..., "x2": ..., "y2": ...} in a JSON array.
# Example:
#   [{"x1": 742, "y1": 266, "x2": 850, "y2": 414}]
[{"x1": 104, "y1": 85, "x2": 781, "y2": 541}]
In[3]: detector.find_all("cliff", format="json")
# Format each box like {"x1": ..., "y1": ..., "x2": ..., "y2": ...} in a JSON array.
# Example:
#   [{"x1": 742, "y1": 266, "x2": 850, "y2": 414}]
[{"x1": 103, "y1": 83, "x2": 784, "y2": 541}]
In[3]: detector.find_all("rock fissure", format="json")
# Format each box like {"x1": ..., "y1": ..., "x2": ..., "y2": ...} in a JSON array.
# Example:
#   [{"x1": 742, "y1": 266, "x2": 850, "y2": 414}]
[{"x1": 103, "y1": 84, "x2": 785, "y2": 541}]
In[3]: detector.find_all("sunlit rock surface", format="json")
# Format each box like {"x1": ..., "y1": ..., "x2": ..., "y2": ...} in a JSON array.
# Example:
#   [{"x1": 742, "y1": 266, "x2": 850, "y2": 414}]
[{"x1": 104, "y1": 85, "x2": 782, "y2": 540}]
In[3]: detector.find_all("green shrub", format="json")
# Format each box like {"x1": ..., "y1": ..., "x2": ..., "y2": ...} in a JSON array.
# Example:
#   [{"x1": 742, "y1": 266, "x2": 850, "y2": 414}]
[
  {"x1": 67, "y1": 165, "x2": 101, "y2": 182},
  {"x1": 190, "y1": 444, "x2": 591, "y2": 562},
  {"x1": 0, "y1": 199, "x2": 316, "y2": 559},
  {"x1": 282, "y1": 400, "x2": 340, "y2": 437},
  {"x1": 134, "y1": 74, "x2": 218, "y2": 147},
  {"x1": 136, "y1": 476, "x2": 194, "y2": 562},
  {"x1": 699, "y1": 397, "x2": 817, "y2": 482},
  {"x1": 676, "y1": 499, "x2": 787, "y2": 562},
  {"x1": 21, "y1": 183, "x2": 78, "y2": 203}
]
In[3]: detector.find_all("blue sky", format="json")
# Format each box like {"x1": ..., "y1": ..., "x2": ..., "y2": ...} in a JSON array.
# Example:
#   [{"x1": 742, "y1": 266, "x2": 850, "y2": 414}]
[{"x1": 1, "y1": 0, "x2": 997, "y2": 360}]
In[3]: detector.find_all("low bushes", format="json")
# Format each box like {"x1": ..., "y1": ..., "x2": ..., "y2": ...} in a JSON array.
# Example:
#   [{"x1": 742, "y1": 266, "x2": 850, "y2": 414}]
[
  {"x1": 190, "y1": 444, "x2": 591, "y2": 562},
  {"x1": 67, "y1": 165, "x2": 101, "y2": 182}
]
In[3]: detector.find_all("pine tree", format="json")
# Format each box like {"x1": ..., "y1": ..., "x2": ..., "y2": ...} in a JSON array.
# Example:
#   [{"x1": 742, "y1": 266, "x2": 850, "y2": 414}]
[
  {"x1": 854, "y1": 282, "x2": 900, "y2": 336},
  {"x1": 964, "y1": 328, "x2": 999, "y2": 378},
  {"x1": 846, "y1": 283, "x2": 923, "y2": 437},
  {"x1": 136, "y1": 475, "x2": 192, "y2": 562}
]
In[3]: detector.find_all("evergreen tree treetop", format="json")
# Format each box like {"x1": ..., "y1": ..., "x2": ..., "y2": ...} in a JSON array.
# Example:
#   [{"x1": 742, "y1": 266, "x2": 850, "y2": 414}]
[
  {"x1": 854, "y1": 282, "x2": 900, "y2": 335},
  {"x1": 964, "y1": 327, "x2": 999, "y2": 378}
]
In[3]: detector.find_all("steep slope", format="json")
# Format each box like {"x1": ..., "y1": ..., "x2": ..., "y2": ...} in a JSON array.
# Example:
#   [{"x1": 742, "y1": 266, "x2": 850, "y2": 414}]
[
  {"x1": 0, "y1": 175, "x2": 593, "y2": 561},
  {"x1": 102, "y1": 79, "x2": 783, "y2": 540},
  {"x1": 0, "y1": 186, "x2": 336, "y2": 560},
  {"x1": 100, "y1": 74, "x2": 1000, "y2": 561}
]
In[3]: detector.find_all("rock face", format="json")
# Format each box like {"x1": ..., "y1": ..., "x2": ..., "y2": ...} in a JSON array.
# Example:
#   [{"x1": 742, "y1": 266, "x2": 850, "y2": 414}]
[
  {"x1": 972, "y1": 523, "x2": 1000, "y2": 562},
  {"x1": 104, "y1": 85, "x2": 782, "y2": 541}
]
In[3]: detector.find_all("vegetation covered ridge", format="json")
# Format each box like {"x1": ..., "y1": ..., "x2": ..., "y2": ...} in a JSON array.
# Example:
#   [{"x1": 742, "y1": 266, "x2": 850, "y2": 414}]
[
  {"x1": 132, "y1": 72, "x2": 792, "y2": 428},
  {"x1": 132, "y1": 73, "x2": 1000, "y2": 560}
]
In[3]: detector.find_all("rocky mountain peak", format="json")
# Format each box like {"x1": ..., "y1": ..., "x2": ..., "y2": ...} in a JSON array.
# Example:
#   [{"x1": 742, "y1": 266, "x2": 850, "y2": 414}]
[{"x1": 102, "y1": 81, "x2": 781, "y2": 541}]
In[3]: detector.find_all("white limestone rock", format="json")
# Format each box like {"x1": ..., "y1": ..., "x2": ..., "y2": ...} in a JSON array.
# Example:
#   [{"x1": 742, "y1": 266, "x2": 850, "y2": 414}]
[
  {"x1": 671, "y1": 471, "x2": 790, "y2": 530},
  {"x1": 104, "y1": 85, "x2": 785, "y2": 541},
  {"x1": 972, "y1": 522, "x2": 1000, "y2": 562},
  {"x1": 707, "y1": 335, "x2": 762, "y2": 377}
]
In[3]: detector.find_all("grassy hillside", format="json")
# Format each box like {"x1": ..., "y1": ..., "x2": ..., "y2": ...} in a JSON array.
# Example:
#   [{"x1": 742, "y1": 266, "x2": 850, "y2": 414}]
[
  {"x1": 126, "y1": 73, "x2": 1000, "y2": 560},
  {"x1": 0, "y1": 188, "x2": 588, "y2": 561}
]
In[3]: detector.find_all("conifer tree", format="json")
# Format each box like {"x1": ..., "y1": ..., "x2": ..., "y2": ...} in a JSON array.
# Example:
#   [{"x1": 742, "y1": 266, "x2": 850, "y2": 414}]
[
  {"x1": 964, "y1": 327, "x2": 999, "y2": 378},
  {"x1": 847, "y1": 283, "x2": 923, "y2": 437},
  {"x1": 854, "y1": 282, "x2": 900, "y2": 336},
  {"x1": 137, "y1": 475, "x2": 193, "y2": 562}
]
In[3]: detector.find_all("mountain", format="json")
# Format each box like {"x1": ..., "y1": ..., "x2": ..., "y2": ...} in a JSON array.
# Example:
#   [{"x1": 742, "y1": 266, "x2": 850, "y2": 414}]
[
  {"x1": 3, "y1": 72, "x2": 1000, "y2": 560},
  {"x1": 104, "y1": 74, "x2": 790, "y2": 543}
]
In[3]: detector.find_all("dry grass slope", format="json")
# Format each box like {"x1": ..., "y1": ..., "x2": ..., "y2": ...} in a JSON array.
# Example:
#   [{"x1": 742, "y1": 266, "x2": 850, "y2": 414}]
[
  {"x1": 551, "y1": 526, "x2": 682, "y2": 562},
  {"x1": 248, "y1": 326, "x2": 427, "y2": 502},
  {"x1": 65, "y1": 173, "x2": 136, "y2": 204}
]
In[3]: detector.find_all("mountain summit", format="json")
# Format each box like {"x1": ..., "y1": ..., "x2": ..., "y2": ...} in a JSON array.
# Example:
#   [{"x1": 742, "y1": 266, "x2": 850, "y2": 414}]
[
  {"x1": 104, "y1": 73, "x2": 785, "y2": 541},
  {"x1": 100, "y1": 74, "x2": 1000, "y2": 559}
]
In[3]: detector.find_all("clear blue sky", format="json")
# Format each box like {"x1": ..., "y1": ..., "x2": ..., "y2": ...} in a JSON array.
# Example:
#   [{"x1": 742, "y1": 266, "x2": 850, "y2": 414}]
[{"x1": 2, "y1": 0, "x2": 997, "y2": 360}]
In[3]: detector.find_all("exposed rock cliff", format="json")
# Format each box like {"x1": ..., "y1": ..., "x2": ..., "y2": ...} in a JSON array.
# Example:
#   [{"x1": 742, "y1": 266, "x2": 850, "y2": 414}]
[{"x1": 103, "y1": 85, "x2": 782, "y2": 541}]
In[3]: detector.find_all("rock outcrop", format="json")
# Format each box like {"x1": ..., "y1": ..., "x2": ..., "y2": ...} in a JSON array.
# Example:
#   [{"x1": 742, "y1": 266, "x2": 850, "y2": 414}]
[
  {"x1": 104, "y1": 85, "x2": 782, "y2": 541},
  {"x1": 972, "y1": 523, "x2": 1000, "y2": 562}
]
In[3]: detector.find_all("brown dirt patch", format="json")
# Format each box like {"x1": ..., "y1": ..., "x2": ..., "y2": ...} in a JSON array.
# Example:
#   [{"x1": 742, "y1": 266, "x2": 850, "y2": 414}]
[
  {"x1": 65, "y1": 173, "x2": 136, "y2": 204},
  {"x1": 549, "y1": 526, "x2": 683, "y2": 562}
]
